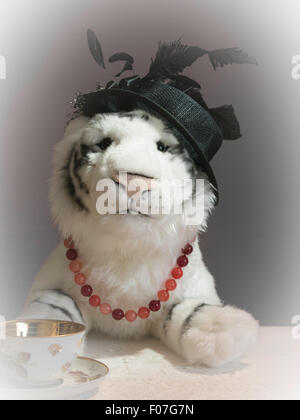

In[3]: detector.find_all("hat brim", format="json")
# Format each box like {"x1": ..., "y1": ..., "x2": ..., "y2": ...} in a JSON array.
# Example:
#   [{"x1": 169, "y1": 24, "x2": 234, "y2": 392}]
[{"x1": 76, "y1": 88, "x2": 219, "y2": 204}]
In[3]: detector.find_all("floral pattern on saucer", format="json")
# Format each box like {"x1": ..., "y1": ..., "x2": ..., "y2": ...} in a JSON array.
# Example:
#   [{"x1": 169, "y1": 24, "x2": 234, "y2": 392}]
[{"x1": 63, "y1": 357, "x2": 108, "y2": 386}]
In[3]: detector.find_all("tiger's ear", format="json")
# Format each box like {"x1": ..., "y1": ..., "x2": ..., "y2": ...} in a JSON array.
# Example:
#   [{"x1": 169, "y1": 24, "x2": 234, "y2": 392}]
[
  {"x1": 64, "y1": 116, "x2": 90, "y2": 138},
  {"x1": 209, "y1": 105, "x2": 242, "y2": 140}
]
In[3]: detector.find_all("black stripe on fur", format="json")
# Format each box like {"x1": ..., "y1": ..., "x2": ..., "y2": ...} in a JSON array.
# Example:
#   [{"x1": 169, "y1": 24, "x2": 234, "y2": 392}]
[
  {"x1": 163, "y1": 302, "x2": 181, "y2": 334},
  {"x1": 32, "y1": 299, "x2": 75, "y2": 322},
  {"x1": 180, "y1": 303, "x2": 207, "y2": 337},
  {"x1": 62, "y1": 147, "x2": 89, "y2": 212},
  {"x1": 52, "y1": 289, "x2": 85, "y2": 324},
  {"x1": 180, "y1": 303, "x2": 224, "y2": 337},
  {"x1": 73, "y1": 150, "x2": 90, "y2": 194}
]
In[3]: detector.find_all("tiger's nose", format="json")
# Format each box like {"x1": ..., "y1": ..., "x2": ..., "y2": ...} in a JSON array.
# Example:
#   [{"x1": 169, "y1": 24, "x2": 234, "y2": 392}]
[{"x1": 112, "y1": 173, "x2": 156, "y2": 197}]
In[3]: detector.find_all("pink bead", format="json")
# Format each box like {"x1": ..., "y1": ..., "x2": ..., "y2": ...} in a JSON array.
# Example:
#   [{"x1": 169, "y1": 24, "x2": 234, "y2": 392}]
[
  {"x1": 125, "y1": 310, "x2": 137, "y2": 322},
  {"x1": 69, "y1": 261, "x2": 82, "y2": 273},
  {"x1": 64, "y1": 237, "x2": 74, "y2": 249},
  {"x1": 100, "y1": 303, "x2": 112, "y2": 315},
  {"x1": 138, "y1": 307, "x2": 150, "y2": 319},
  {"x1": 171, "y1": 267, "x2": 183, "y2": 279},
  {"x1": 165, "y1": 279, "x2": 177, "y2": 291},
  {"x1": 158, "y1": 290, "x2": 169, "y2": 302},
  {"x1": 74, "y1": 273, "x2": 86, "y2": 286},
  {"x1": 89, "y1": 295, "x2": 101, "y2": 307}
]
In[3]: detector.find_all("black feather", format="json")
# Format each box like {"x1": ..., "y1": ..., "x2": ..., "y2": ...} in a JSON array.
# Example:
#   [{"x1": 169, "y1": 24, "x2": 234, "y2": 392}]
[
  {"x1": 87, "y1": 29, "x2": 106, "y2": 69},
  {"x1": 209, "y1": 105, "x2": 242, "y2": 140},
  {"x1": 208, "y1": 48, "x2": 257, "y2": 71},
  {"x1": 146, "y1": 39, "x2": 208, "y2": 79},
  {"x1": 109, "y1": 52, "x2": 134, "y2": 65},
  {"x1": 115, "y1": 61, "x2": 133, "y2": 78}
]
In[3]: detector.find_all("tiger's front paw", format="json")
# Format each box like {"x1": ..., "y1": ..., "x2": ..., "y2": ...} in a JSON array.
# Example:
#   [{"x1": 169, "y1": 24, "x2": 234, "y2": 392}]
[{"x1": 181, "y1": 305, "x2": 259, "y2": 367}]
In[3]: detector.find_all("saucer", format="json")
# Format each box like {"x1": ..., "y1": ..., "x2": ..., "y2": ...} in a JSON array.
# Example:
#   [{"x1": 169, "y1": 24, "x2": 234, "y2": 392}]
[{"x1": 0, "y1": 356, "x2": 109, "y2": 400}]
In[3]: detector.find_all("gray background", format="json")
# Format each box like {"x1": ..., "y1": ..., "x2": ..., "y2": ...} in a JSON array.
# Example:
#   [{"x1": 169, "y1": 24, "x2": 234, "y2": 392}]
[{"x1": 0, "y1": 0, "x2": 299, "y2": 325}]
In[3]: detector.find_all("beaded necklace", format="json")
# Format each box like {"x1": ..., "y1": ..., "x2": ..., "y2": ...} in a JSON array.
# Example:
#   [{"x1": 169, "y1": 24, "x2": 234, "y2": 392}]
[{"x1": 64, "y1": 236, "x2": 194, "y2": 322}]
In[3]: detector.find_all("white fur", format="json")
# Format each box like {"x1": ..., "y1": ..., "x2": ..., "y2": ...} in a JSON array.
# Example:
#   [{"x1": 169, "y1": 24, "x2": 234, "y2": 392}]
[{"x1": 25, "y1": 110, "x2": 259, "y2": 367}]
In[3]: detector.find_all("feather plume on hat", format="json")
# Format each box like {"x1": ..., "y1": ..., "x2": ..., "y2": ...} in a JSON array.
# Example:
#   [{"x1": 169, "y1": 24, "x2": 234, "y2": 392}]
[{"x1": 75, "y1": 31, "x2": 257, "y2": 141}]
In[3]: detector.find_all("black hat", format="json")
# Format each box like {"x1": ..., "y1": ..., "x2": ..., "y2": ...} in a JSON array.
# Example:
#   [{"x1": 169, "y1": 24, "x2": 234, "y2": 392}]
[{"x1": 73, "y1": 34, "x2": 256, "y2": 204}]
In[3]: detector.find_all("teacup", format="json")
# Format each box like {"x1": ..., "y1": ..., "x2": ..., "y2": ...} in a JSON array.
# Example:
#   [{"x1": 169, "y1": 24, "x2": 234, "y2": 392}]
[{"x1": 0, "y1": 319, "x2": 86, "y2": 386}]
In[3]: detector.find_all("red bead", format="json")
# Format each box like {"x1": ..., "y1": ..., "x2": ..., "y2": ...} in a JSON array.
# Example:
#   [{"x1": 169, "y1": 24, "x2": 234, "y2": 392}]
[
  {"x1": 138, "y1": 307, "x2": 150, "y2": 319},
  {"x1": 177, "y1": 255, "x2": 189, "y2": 267},
  {"x1": 165, "y1": 279, "x2": 177, "y2": 291},
  {"x1": 125, "y1": 310, "x2": 137, "y2": 322},
  {"x1": 74, "y1": 273, "x2": 86, "y2": 286},
  {"x1": 158, "y1": 290, "x2": 169, "y2": 302},
  {"x1": 112, "y1": 309, "x2": 125, "y2": 320},
  {"x1": 89, "y1": 295, "x2": 101, "y2": 307},
  {"x1": 69, "y1": 260, "x2": 82, "y2": 273},
  {"x1": 149, "y1": 300, "x2": 161, "y2": 312},
  {"x1": 100, "y1": 303, "x2": 112, "y2": 315},
  {"x1": 66, "y1": 249, "x2": 78, "y2": 261},
  {"x1": 171, "y1": 267, "x2": 183, "y2": 279},
  {"x1": 182, "y1": 243, "x2": 193, "y2": 255},
  {"x1": 81, "y1": 285, "x2": 93, "y2": 297},
  {"x1": 64, "y1": 237, "x2": 74, "y2": 249}
]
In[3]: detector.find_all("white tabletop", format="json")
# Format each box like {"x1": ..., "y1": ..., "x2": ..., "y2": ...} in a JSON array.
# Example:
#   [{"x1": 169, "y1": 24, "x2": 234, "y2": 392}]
[{"x1": 84, "y1": 327, "x2": 300, "y2": 400}]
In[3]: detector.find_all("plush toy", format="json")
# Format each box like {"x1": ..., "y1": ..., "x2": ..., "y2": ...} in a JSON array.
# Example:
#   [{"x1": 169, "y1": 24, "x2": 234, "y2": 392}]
[{"x1": 23, "y1": 35, "x2": 259, "y2": 367}]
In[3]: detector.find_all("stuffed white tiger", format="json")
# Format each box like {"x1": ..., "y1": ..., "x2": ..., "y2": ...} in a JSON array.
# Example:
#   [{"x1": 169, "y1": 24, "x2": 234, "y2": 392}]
[{"x1": 23, "y1": 109, "x2": 258, "y2": 367}]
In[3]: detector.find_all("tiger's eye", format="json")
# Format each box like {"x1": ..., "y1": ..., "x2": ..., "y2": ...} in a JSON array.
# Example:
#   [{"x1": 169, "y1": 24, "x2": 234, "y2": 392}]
[
  {"x1": 157, "y1": 141, "x2": 169, "y2": 153},
  {"x1": 98, "y1": 137, "x2": 113, "y2": 151}
]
